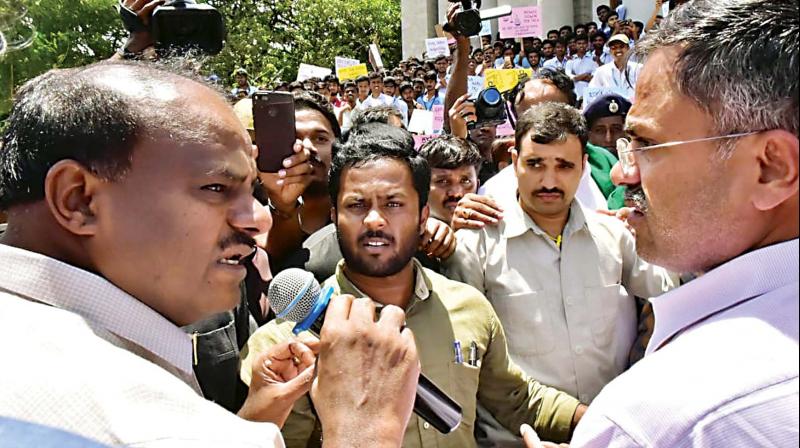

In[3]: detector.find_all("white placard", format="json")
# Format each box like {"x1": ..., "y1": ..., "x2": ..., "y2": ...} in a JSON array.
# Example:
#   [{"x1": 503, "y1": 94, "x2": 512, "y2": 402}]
[
  {"x1": 369, "y1": 44, "x2": 384, "y2": 70},
  {"x1": 408, "y1": 109, "x2": 434, "y2": 135},
  {"x1": 479, "y1": 20, "x2": 492, "y2": 36},
  {"x1": 582, "y1": 86, "x2": 630, "y2": 110},
  {"x1": 425, "y1": 37, "x2": 451, "y2": 58},
  {"x1": 468, "y1": 76, "x2": 485, "y2": 98},
  {"x1": 297, "y1": 63, "x2": 333, "y2": 82},
  {"x1": 334, "y1": 57, "x2": 360, "y2": 72}
]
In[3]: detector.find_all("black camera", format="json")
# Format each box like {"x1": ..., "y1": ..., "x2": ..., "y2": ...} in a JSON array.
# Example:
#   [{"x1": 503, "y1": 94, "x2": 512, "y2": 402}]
[
  {"x1": 151, "y1": 1, "x2": 226, "y2": 54},
  {"x1": 469, "y1": 87, "x2": 507, "y2": 130}
]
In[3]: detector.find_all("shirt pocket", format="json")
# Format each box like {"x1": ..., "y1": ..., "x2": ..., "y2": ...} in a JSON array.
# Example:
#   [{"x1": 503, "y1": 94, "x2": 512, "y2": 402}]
[
  {"x1": 491, "y1": 291, "x2": 555, "y2": 356},
  {"x1": 449, "y1": 362, "x2": 480, "y2": 430},
  {"x1": 585, "y1": 284, "x2": 628, "y2": 348}
]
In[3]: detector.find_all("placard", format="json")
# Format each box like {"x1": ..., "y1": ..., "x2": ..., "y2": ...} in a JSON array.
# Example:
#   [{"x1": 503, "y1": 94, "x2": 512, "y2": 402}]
[
  {"x1": 334, "y1": 56, "x2": 360, "y2": 74},
  {"x1": 369, "y1": 43, "x2": 384, "y2": 70},
  {"x1": 408, "y1": 109, "x2": 434, "y2": 135},
  {"x1": 582, "y1": 86, "x2": 630, "y2": 110},
  {"x1": 468, "y1": 76, "x2": 485, "y2": 98},
  {"x1": 499, "y1": 6, "x2": 542, "y2": 39},
  {"x1": 479, "y1": 20, "x2": 492, "y2": 37},
  {"x1": 484, "y1": 68, "x2": 533, "y2": 93},
  {"x1": 413, "y1": 134, "x2": 437, "y2": 150},
  {"x1": 337, "y1": 64, "x2": 369, "y2": 81},
  {"x1": 432, "y1": 105, "x2": 445, "y2": 133},
  {"x1": 496, "y1": 119, "x2": 515, "y2": 136},
  {"x1": 425, "y1": 37, "x2": 451, "y2": 58},
  {"x1": 297, "y1": 63, "x2": 332, "y2": 82}
]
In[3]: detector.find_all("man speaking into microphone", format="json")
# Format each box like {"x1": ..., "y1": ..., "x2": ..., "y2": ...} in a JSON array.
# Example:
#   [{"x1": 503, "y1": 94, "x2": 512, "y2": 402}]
[{"x1": 241, "y1": 123, "x2": 586, "y2": 447}]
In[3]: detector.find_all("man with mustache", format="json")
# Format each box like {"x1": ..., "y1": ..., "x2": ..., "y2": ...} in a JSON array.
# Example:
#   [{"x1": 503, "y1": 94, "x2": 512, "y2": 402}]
[
  {"x1": 0, "y1": 61, "x2": 421, "y2": 447},
  {"x1": 241, "y1": 123, "x2": 587, "y2": 447},
  {"x1": 569, "y1": 0, "x2": 799, "y2": 445},
  {"x1": 445, "y1": 102, "x2": 676, "y2": 407},
  {"x1": 418, "y1": 135, "x2": 482, "y2": 225}
]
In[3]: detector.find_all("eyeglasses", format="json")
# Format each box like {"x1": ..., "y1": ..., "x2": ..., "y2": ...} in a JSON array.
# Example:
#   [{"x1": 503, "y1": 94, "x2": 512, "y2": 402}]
[{"x1": 616, "y1": 131, "x2": 759, "y2": 176}]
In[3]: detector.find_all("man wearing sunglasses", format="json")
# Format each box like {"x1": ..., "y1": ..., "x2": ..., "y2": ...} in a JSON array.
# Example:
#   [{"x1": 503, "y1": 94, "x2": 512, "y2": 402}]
[{"x1": 566, "y1": 1, "x2": 799, "y2": 446}]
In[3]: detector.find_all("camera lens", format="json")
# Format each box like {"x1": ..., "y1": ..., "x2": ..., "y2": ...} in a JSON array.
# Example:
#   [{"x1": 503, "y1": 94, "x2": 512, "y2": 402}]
[{"x1": 482, "y1": 88, "x2": 501, "y2": 106}]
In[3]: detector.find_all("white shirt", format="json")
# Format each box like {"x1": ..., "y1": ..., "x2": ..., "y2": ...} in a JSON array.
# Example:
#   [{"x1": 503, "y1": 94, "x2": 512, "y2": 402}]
[
  {"x1": 479, "y1": 162, "x2": 608, "y2": 212},
  {"x1": 0, "y1": 243, "x2": 284, "y2": 447},
  {"x1": 542, "y1": 56, "x2": 569, "y2": 71},
  {"x1": 573, "y1": 239, "x2": 799, "y2": 447},
  {"x1": 588, "y1": 61, "x2": 642, "y2": 101},
  {"x1": 566, "y1": 53, "x2": 599, "y2": 99},
  {"x1": 360, "y1": 93, "x2": 409, "y2": 127},
  {"x1": 444, "y1": 199, "x2": 677, "y2": 403}
]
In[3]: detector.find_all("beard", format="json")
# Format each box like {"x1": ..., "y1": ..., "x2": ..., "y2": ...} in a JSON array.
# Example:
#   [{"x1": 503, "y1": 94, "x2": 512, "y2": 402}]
[{"x1": 338, "y1": 230, "x2": 419, "y2": 278}]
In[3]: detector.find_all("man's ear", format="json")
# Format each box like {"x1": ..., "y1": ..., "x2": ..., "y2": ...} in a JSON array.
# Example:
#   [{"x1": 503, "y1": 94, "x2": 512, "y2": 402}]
[
  {"x1": 583, "y1": 152, "x2": 589, "y2": 172},
  {"x1": 751, "y1": 129, "x2": 799, "y2": 212},
  {"x1": 43, "y1": 160, "x2": 103, "y2": 237},
  {"x1": 330, "y1": 206, "x2": 337, "y2": 225},
  {"x1": 420, "y1": 204, "x2": 430, "y2": 236},
  {"x1": 511, "y1": 148, "x2": 519, "y2": 167}
]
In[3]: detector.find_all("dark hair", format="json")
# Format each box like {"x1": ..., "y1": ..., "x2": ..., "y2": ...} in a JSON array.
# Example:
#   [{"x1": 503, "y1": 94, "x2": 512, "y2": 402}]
[
  {"x1": 575, "y1": 23, "x2": 587, "y2": 31},
  {"x1": 575, "y1": 34, "x2": 589, "y2": 43},
  {"x1": 472, "y1": 48, "x2": 484, "y2": 57},
  {"x1": 412, "y1": 77, "x2": 424, "y2": 85},
  {"x1": 348, "y1": 105, "x2": 405, "y2": 131},
  {"x1": 559, "y1": 25, "x2": 573, "y2": 33},
  {"x1": 542, "y1": 39, "x2": 555, "y2": 47},
  {"x1": 633, "y1": 21, "x2": 644, "y2": 31},
  {"x1": 342, "y1": 81, "x2": 356, "y2": 91},
  {"x1": 399, "y1": 82, "x2": 414, "y2": 93},
  {"x1": 354, "y1": 75, "x2": 369, "y2": 84},
  {"x1": 608, "y1": 11, "x2": 619, "y2": 19},
  {"x1": 435, "y1": 55, "x2": 447, "y2": 63},
  {"x1": 293, "y1": 90, "x2": 342, "y2": 138},
  {"x1": 555, "y1": 38, "x2": 568, "y2": 48},
  {"x1": 587, "y1": 21, "x2": 598, "y2": 28},
  {"x1": 383, "y1": 76, "x2": 397, "y2": 86},
  {"x1": 423, "y1": 71, "x2": 438, "y2": 82},
  {"x1": 634, "y1": 0, "x2": 799, "y2": 143},
  {"x1": 323, "y1": 74, "x2": 339, "y2": 84},
  {"x1": 0, "y1": 60, "x2": 227, "y2": 209},
  {"x1": 514, "y1": 102, "x2": 588, "y2": 155},
  {"x1": 508, "y1": 68, "x2": 577, "y2": 122},
  {"x1": 596, "y1": 4, "x2": 611, "y2": 13},
  {"x1": 288, "y1": 81, "x2": 304, "y2": 91},
  {"x1": 590, "y1": 31, "x2": 607, "y2": 42},
  {"x1": 547, "y1": 29, "x2": 559, "y2": 37},
  {"x1": 368, "y1": 71, "x2": 383, "y2": 81},
  {"x1": 329, "y1": 123, "x2": 429, "y2": 210},
  {"x1": 418, "y1": 135, "x2": 482, "y2": 170}
]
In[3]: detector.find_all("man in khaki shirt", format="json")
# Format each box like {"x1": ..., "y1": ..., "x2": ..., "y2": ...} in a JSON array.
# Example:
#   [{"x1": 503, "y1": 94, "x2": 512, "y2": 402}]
[
  {"x1": 445, "y1": 103, "x2": 676, "y2": 405},
  {"x1": 242, "y1": 124, "x2": 585, "y2": 447}
]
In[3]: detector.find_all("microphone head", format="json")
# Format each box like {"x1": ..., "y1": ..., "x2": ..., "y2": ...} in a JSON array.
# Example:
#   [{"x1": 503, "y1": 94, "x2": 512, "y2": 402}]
[{"x1": 268, "y1": 268, "x2": 321, "y2": 323}]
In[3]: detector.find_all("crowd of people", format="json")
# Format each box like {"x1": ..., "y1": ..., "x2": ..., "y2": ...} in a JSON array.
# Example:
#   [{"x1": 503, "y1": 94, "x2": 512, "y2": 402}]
[{"x1": 0, "y1": 0, "x2": 797, "y2": 447}]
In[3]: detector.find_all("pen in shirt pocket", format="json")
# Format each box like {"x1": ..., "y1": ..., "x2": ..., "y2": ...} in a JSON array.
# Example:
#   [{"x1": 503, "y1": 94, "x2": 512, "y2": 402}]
[
  {"x1": 453, "y1": 340, "x2": 463, "y2": 364},
  {"x1": 468, "y1": 341, "x2": 478, "y2": 366}
]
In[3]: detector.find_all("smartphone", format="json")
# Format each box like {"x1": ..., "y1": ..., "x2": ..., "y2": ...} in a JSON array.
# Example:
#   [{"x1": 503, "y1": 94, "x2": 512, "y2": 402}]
[{"x1": 252, "y1": 91, "x2": 296, "y2": 173}]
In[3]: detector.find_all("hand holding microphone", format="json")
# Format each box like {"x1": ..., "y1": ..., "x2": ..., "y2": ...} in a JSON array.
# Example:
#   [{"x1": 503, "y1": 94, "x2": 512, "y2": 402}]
[{"x1": 268, "y1": 269, "x2": 463, "y2": 436}]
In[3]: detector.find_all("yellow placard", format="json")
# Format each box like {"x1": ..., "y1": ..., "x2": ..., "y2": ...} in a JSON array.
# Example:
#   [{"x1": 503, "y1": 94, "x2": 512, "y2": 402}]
[
  {"x1": 337, "y1": 63, "x2": 369, "y2": 80},
  {"x1": 483, "y1": 68, "x2": 533, "y2": 93}
]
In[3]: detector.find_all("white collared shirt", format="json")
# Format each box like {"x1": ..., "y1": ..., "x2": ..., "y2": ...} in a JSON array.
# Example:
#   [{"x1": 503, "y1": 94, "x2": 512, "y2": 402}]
[
  {"x1": 542, "y1": 56, "x2": 569, "y2": 71},
  {"x1": 565, "y1": 53, "x2": 600, "y2": 99},
  {"x1": 573, "y1": 239, "x2": 799, "y2": 447},
  {"x1": 0, "y1": 243, "x2": 284, "y2": 447},
  {"x1": 588, "y1": 61, "x2": 642, "y2": 101},
  {"x1": 359, "y1": 93, "x2": 409, "y2": 127},
  {"x1": 444, "y1": 199, "x2": 677, "y2": 404}
]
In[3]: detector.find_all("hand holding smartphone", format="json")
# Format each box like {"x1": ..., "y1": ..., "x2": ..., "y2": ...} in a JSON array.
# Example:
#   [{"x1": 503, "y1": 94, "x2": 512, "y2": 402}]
[{"x1": 252, "y1": 91, "x2": 296, "y2": 173}]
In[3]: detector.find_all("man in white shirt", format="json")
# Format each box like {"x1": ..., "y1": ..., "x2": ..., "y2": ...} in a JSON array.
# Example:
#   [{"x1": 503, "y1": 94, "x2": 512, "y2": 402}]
[
  {"x1": 445, "y1": 102, "x2": 675, "y2": 404},
  {"x1": 565, "y1": 34, "x2": 599, "y2": 101},
  {"x1": 589, "y1": 34, "x2": 642, "y2": 101},
  {"x1": 558, "y1": 0, "x2": 799, "y2": 446},
  {"x1": 542, "y1": 38, "x2": 569, "y2": 71},
  {"x1": 360, "y1": 71, "x2": 409, "y2": 127},
  {"x1": 0, "y1": 60, "x2": 420, "y2": 447}
]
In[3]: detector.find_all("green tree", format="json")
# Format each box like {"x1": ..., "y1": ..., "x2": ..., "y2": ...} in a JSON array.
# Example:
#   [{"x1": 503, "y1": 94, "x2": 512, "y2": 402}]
[{"x1": 0, "y1": 0, "x2": 401, "y2": 118}]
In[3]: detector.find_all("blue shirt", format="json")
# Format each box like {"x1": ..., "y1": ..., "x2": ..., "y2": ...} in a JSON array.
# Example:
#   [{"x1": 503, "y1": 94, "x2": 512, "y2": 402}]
[{"x1": 417, "y1": 93, "x2": 443, "y2": 111}]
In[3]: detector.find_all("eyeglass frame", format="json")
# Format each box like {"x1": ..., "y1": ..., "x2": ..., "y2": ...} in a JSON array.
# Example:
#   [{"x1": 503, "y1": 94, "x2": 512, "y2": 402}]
[{"x1": 616, "y1": 131, "x2": 760, "y2": 176}]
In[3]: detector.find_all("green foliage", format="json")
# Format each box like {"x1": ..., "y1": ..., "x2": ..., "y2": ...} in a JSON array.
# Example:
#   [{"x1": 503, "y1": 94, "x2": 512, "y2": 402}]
[{"x1": 0, "y1": 0, "x2": 401, "y2": 117}]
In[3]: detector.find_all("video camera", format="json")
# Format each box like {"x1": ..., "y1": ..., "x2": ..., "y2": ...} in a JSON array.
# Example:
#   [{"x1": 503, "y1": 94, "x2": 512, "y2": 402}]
[
  {"x1": 443, "y1": 1, "x2": 512, "y2": 38},
  {"x1": 120, "y1": 0, "x2": 226, "y2": 55}
]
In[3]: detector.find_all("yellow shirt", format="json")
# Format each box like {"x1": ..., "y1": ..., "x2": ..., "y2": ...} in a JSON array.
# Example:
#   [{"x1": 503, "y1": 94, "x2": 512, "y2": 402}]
[{"x1": 241, "y1": 259, "x2": 581, "y2": 447}]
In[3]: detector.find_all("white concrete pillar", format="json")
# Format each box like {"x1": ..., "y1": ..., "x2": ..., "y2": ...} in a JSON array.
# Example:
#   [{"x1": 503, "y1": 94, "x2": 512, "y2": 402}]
[
  {"x1": 401, "y1": 0, "x2": 438, "y2": 59},
  {"x1": 533, "y1": 0, "x2": 573, "y2": 38},
  {"x1": 620, "y1": 0, "x2": 659, "y2": 24}
]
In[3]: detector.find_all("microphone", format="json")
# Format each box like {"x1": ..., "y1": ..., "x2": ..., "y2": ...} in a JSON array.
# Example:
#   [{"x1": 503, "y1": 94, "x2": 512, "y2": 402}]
[{"x1": 268, "y1": 268, "x2": 463, "y2": 435}]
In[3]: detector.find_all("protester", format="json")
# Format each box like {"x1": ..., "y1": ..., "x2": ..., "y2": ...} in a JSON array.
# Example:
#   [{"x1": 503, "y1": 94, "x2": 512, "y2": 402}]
[
  {"x1": 241, "y1": 124, "x2": 587, "y2": 447},
  {"x1": 336, "y1": 80, "x2": 357, "y2": 131},
  {"x1": 589, "y1": 32, "x2": 612, "y2": 66},
  {"x1": 565, "y1": 34, "x2": 598, "y2": 102},
  {"x1": 354, "y1": 74, "x2": 370, "y2": 104},
  {"x1": 418, "y1": 71, "x2": 443, "y2": 111},
  {"x1": 588, "y1": 34, "x2": 642, "y2": 100},
  {"x1": 542, "y1": 39, "x2": 569, "y2": 70},
  {"x1": 231, "y1": 67, "x2": 257, "y2": 99},
  {"x1": 0, "y1": 60, "x2": 419, "y2": 447},
  {"x1": 418, "y1": 135, "x2": 482, "y2": 225},
  {"x1": 399, "y1": 81, "x2": 424, "y2": 121}
]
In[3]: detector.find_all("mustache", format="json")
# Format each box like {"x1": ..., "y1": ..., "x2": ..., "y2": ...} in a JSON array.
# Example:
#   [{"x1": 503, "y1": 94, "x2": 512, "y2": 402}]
[
  {"x1": 219, "y1": 232, "x2": 257, "y2": 251},
  {"x1": 534, "y1": 187, "x2": 564, "y2": 196},
  {"x1": 444, "y1": 195, "x2": 463, "y2": 205},
  {"x1": 624, "y1": 186, "x2": 650, "y2": 212},
  {"x1": 358, "y1": 230, "x2": 394, "y2": 244}
]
